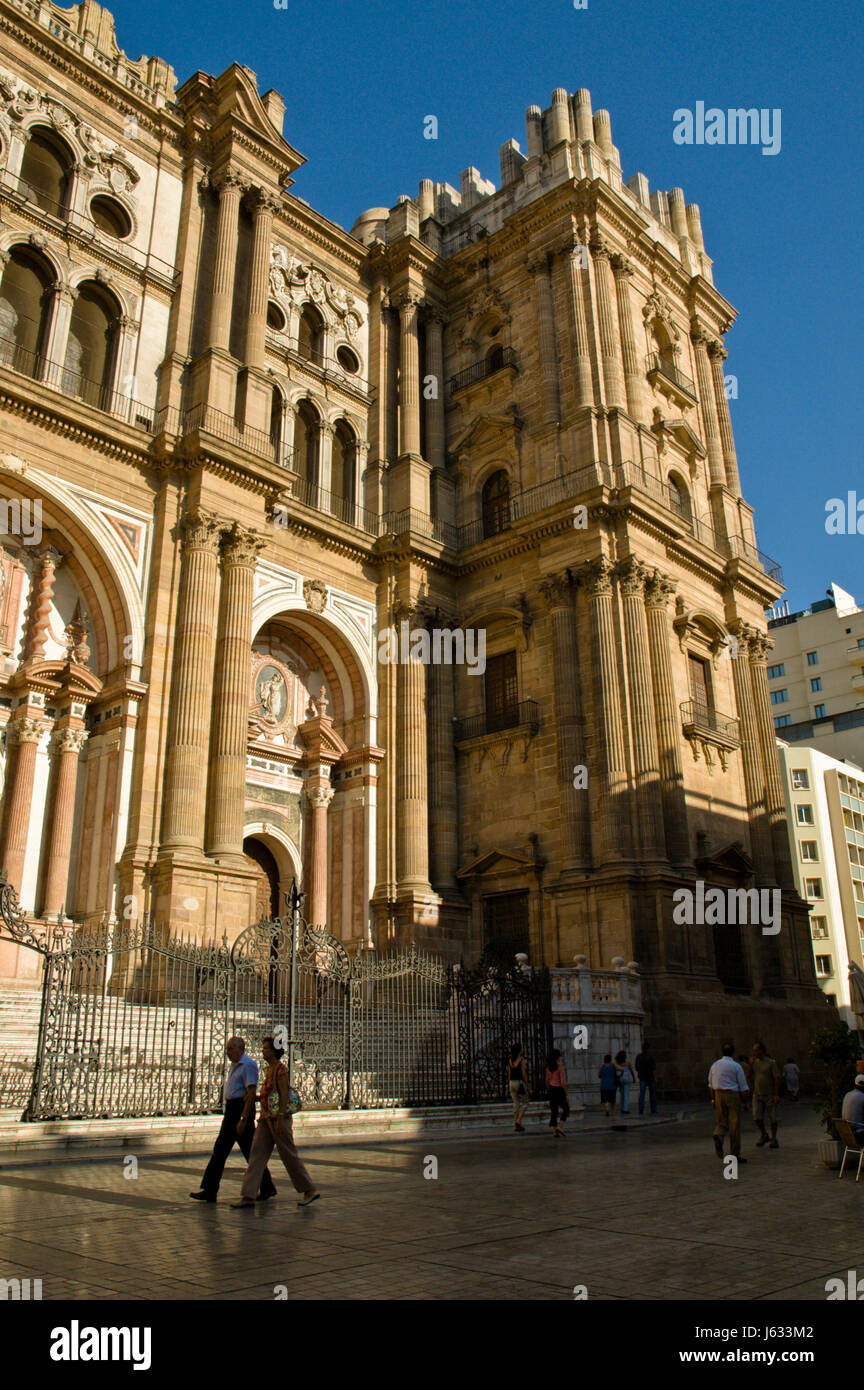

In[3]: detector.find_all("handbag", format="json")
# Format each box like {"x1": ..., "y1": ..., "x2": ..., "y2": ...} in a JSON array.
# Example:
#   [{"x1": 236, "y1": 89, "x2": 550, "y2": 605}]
[{"x1": 265, "y1": 1063, "x2": 303, "y2": 1119}]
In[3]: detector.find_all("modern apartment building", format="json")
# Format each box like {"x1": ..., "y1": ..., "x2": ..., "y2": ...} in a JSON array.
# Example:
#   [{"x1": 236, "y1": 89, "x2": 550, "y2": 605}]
[
  {"x1": 767, "y1": 583, "x2": 864, "y2": 763},
  {"x1": 778, "y1": 743, "x2": 864, "y2": 1026}
]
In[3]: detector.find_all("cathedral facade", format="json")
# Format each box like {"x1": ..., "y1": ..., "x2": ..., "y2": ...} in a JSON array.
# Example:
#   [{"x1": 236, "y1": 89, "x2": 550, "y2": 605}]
[{"x1": 0, "y1": 0, "x2": 828, "y2": 1086}]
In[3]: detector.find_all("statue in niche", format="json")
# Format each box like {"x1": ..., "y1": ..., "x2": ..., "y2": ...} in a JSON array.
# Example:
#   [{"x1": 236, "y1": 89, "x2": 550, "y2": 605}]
[{"x1": 256, "y1": 666, "x2": 286, "y2": 724}]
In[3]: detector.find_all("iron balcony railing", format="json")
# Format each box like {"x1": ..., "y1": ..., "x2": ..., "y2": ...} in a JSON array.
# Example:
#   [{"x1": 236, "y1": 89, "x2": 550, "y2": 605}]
[
  {"x1": 646, "y1": 351, "x2": 697, "y2": 400},
  {"x1": 454, "y1": 700, "x2": 541, "y2": 743},
  {"x1": 450, "y1": 346, "x2": 517, "y2": 395},
  {"x1": 288, "y1": 474, "x2": 380, "y2": 536},
  {"x1": 680, "y1": 700, "x2": 740, "y2": 745},
  {"x1": 265, "y1": 336, "x2": 370, "y2": 394},
  {"x1": 456, "y1": 463, "x2": 606, "y2": 548},
  {"x1": 0, "y1": 334, "x2": 159, "y2": 431},
  {"x1": 723, "y1": 535, "x2": 784, "y2": 584}
]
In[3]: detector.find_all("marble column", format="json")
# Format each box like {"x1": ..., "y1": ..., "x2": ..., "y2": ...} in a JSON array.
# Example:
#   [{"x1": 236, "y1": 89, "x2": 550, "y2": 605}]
[
  {"x1": 612, "y1": 256, "x2": 645, "y2": 420},
  {"x1": 426, "y1": 616, "x2": 460, "y2": 891},
  {"x1": 1, "y1": 717, "x2": 45, "y2": 895},
  {"x1": 590, "y1": 240, "x2": 626, "y2": 410},
  {"x1": 40, "y1": 727, "x2": 87, "y2": 917},
  {"x1": 561, "y1": 236, "x2": 594, "y2": 409},
  {"x1": 22, "y1": 547, "x2": 61, "y2": 664},
  {"x1": 538, "y1": 573, "x2": 591, "y2": 868},
  {"x1": 730, "y1": 623, "x2": 774, "y2": 881},
  {"x1": 208, "y1": 172, "x2": 245, "y2": 353},
  {"x1": 396, "y1": 603, "x2": 431, "y2": 892},
  {"x1": 398, "y1": 293, "x2": 422, "y2": 458},
  {"x1": 206, "y1": 525, "x2": 263, "y2": 857},
  {"x1": 161, "y1": 509, "x2": 224, "y2": 851},
  {"x1": 644, "y1": 570, "x2": 690, "y2": 864},
  {"x1": 425, "y1": 312, "x2": 446, "y2": 471},
  {"x1": 244, "y1": 190, "x2": 280, "y2": 369},
  {"x1": 529, "y1": 255, "x2": 561, "y2": 425},
  {"x1": 749, "y1": 633, "x2": 796, "y2": 890},
  {"x1": 584, "y1": 558, "x2": 629, "y2": 860},
  {"x1": 306, "y1": 784, "x2": 333, "y2": 926},
  {"x1": 618, "y1": 559, "x2": 666, "y2": 859},
  {"x1": 708, "y1": 339, "x2": 742, "y2": 496},
  {"x1": 691, "y1": 323, "x2": 726, "y2": 488}
]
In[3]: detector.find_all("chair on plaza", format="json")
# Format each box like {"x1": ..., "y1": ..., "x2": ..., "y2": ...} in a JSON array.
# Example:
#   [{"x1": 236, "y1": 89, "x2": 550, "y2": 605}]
[{"x1": 833, "y1": 1118, "x2": 864, "y2": 1181}]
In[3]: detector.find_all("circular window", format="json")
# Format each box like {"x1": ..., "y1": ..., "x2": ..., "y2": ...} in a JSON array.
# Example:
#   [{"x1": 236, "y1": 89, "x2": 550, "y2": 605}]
[
  {"x1": 267, "y1": 301, "x2": 286, "y2": 332},
  {"x1": 336, "y1": 345, "x2": 359, "y2": 374},
  {"x1": 90, "y1": 195, "x2": 132, "y2": 239}
]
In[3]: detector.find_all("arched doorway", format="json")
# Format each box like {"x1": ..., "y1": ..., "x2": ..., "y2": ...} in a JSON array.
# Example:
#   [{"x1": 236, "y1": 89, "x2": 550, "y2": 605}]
[{"x1": 243, "y1": 837, "x2": 281, "y2": 919}]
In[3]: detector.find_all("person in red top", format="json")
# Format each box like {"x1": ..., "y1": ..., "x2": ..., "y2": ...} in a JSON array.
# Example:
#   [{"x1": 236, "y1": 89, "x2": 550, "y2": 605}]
[{"x1": 545, "y1": 1047, "x2": 569, "y2": 1138}]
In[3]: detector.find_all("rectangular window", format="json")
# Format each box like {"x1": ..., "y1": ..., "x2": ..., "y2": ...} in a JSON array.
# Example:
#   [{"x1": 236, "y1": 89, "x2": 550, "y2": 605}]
[
  {"x1": 774, "y1": 715, "x2": 791, "y2": 728},
  {"x1": 482, "y1": 890, "x2": 530, "y2": 960},
  {"x1": 805, "y1": 878, "x2": 824, "y2": 899},
  {"x1": 814, "y1": 703, "x2": 826, "y2": 718},
  {"x1": 767, "y1": 663, "x2": 785, "y2": 680},
  {"x1": 791, "y1": 769, "x2": 809, "y2": 789},
  {"x1": 811, "y1": 917, "x2": 829, "y2": 939},
  {"x1": 810, "y1": 677, "x2": 822, "y2": 692},
  {"x1": 484, "y1": 651, "x2": 519, "y2": 733},
  {"x1": 807, "y1": 651, "x2": 819, "y2": 666},
  {"x1": 857, "y1": 639, "x2": 864, "y2": 649},
  {"x1": 796, "y1": 804, "x2": 814, "y2": 825},
  {"x1": 770, "y1": 689, "x2": 789, "y2": 705},
  {"x1": 800, "y1": 841, "x2": 819, "y2": 862},
  {"x1": 815, "y1": 955, "x2": 833, "y2": 976},
  {"x1": 688, "y1": 654, "x2": 712, "y2": 710}
]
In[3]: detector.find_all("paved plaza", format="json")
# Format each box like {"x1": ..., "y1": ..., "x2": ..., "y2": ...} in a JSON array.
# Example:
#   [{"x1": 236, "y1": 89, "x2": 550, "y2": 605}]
[{"x1": 0, "y1": 1105, "x2": 861, "y2": 1301}]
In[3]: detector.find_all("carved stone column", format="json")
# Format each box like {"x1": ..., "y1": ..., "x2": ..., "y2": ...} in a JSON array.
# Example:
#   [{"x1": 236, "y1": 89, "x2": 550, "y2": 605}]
[
  {"x1": 590, "y1": 240, "x2": 626, "y2": 409},
  {"x1": 612, "y1": 256, "x2": 645, "y2": 420},
  {"x1": 529, "y1": 255, "x2": 561, "y2": 425},
  {"x1": 305, "y1": 784, "x2": 334, "y2": 927},
  {"x1": 161, "y1": 509, "x2": 224, "y2": 851},
  {"x1": 617, "y1": 559, "x2": 666, "y2": 859},
  {"x1": 538, "y1": 572, "x2": 591, "y2": 868},
  {"x1": 208, "y1": 171, "x2": 245, "y2": 353},
  {"x1": 22, "y1": 547, "x2": 61, "y2": 665},
  {"x1": 40, "y1": 727, "x2": 88, "y2": 917},
  {"x1": 561, "y1": 235, "x2": 594, "y2": 409},
  {"x1": 691, "y1": 322, "x2": 726, "y2": 487},
  {"x1": 206, "y1": 525, "x2": 264, "y2": 858},
  {"x1": 395, "y1": 602, "x2": 431, "y2": 892},
  {"x1": 584, "y1": 557, "x2": 629, "y2": 860},
  {"x1": 708, "y1": 339, "x2": 741, "y2": 496},
  {"x1": 1, "y1": 717, "x2": 45, "y2": 895},
  {"x1": 426, "y1": 615, "x2": 460, "y2": 893},
  {"x1": 245, "y1": 190, "x2": 280, "y2": 369},
  {"x1": 398, "y1": 293, "x2": 422, "y2": 458},
  {"x1": 730, "y1": 623, "x2": 774, "y2": 881},
  {"x1": 424, "y1": 311, "x2": 446, "y2": 471},
  {"x1": 749, "y1": 633, "x2": 796, "y2": 890},
  {"x1": 644, "y1": 570, "x2": 690, "y2": 864}
]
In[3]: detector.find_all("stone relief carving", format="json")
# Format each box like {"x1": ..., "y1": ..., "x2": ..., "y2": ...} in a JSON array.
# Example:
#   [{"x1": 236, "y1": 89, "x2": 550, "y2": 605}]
[
  {"x1": 0, "y1": 71, "x2": 139, "y2": 196},
  {"x1": 269, "y1": 247, "x2": 362, "y2": 338}
]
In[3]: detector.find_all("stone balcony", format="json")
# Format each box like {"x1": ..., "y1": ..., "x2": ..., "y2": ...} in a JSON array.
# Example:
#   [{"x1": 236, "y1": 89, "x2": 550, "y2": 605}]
[{"x1": 548, "y1": 957, "x2": 645, "y2": 1111}]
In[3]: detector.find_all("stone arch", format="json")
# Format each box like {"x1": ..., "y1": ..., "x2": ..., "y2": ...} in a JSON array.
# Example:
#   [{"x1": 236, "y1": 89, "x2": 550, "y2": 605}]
[
  {"x1": 242, "y1": 824, "x2": 302, "y2": 915},
  {"x1": 18, "y1": 123, "x2": 76, "y2": 215},
  {"x1": 250, "y1": 601, "x2": 375, "y2": 734}
]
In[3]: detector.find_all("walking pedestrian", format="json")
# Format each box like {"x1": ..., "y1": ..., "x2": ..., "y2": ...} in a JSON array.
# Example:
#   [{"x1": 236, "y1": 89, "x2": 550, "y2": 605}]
[
  {"x1": 708, "y1": 1043, "x2": 749, "y2": 1163},
  {"x1": 231, "y1": 1036, "x2": 320, "y2": 1209},
  {"x1": 614, "y1": 1049, "x2": 634, "y2": 1115},
  {"x1": 783, "y1": 1057, "x2": 800, "y2": 1102},
  {"x1": 598, "y1": 1053, "x2": 617, "y2": 1116},
  {"x1": 508, "y1": 1042, "x2": 530, "y2": 1132},
  {"x1": 635, "y1": 1040, "x2": 658, "y2": 1116},
  {"x1": 189, "y1": 1037, "x2": 276, "y2": 1203},
  {"x1": 545, "y1": 1047, "x2": 569, "y2": 1137},
  {"x1": 751, "y1": 1041, "x2": 781, "y2": 1149}
]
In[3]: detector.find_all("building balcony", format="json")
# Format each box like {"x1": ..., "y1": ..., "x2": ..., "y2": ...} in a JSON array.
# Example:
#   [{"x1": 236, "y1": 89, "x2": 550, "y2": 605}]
[
  {"x1": 851, "y1": 673, "x2": 864, "y2": 688},
  {"x1": 449, "y1": 346, "x2": 517, "y2": 396},
  {"x1": 847, "y1": 645, "x2": 864, "y2": 662},
  {"x1": 680, "y1": 700, "x2": 740, "y2": 771},
  {"x1": 454, "y1": 700, "x2": 540, "y2": 743},
  {"x1": 0, "y1": 335, "x2": 159, "y2": 432},
  {"x1": 646, "y1": 350, "x2": 697, "y2": 404}
]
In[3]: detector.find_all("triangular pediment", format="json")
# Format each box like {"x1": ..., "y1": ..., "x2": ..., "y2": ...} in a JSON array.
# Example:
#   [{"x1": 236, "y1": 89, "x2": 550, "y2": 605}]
[
  {"x1": 694, "y1": 841, "x2": 754, "y2": 876},
  {"x1": 658, "y1": 416, "x2": 707, "y2": 459},
  {"x1": 451, "y1": 412, "x2": 522, "y2": 458},
  {"x1": 456, "y1": 847, "x2": 536, "y2": 879}
]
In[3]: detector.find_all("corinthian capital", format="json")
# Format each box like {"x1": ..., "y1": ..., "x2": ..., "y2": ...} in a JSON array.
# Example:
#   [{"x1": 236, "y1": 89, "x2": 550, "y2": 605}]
[
  {"x1": 643, "y1": 568, "x2": 677, "y2": 609},
  {"x1": 8, "y1": 717, "x2": 47, "y2": 745},
  {"x1": 582, "y1": 555, "x2": 614, "y2": 597},
  {"x1": 616, "y1": 557, "x2": 648, "y2": 597},
  {"x1": 181, "y1": 509, "x2": 224, "y2": 554},
  {"x1": 50, "y1": 727, "x2": 88, "y2": 755},
  {"x1": 537, "y1": 572, "x2": 573, "y2": 612},
  {"x1": 306, "y1": 785, "x2": 334, "y2": 811},
  {"x1": 223, "y1": 525, "x2": 265, "y2": 568}
]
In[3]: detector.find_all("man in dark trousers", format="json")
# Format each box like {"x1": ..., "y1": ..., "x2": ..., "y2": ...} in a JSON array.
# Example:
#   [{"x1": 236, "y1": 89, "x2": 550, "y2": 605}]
[
  {"x1": 190, "y1": 1036, "x2": 276, "y2": 1203},
  {"x1": 635, "y1": 1040, "x2": 658, "y2": 1116}
]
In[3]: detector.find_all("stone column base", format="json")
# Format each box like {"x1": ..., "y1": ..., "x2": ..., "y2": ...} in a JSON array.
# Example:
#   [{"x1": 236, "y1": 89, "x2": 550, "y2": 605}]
[
  {"x1": 371, "y1": 890, "x2": 471, "y2": 960},
  {"x1": 148, "y1": 852, "x2": 261, "y2": 941}
]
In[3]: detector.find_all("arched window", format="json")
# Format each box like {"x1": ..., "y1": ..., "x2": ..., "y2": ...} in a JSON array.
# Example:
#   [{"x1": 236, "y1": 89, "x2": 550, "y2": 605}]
[
  {"x1": 297, "y1": 303, "x2": 325, "y2": 366},
  {"x1": 294, "y1": 400, "x2": 320, "y2": 492},
  {"x1": 63, "y1": 281, "x2": 120, "y2": 409},
  {"x1": 19, "y1": 127, "x2": 73, "y2": 217},
  {"x1": 334, "y1": 420, "x2": 357, "y2": 509},
  {"x1": 0, "y1": 246, "x2": 54, "y2": 375},
  {"x1": 667, "y1": 472, "x2": 692, "y2": 522},
  {"x1": 486, "y1": 344, "x2": 504, "y2": 374},
  {"x1": 270, "y1": 385, "x2": 285, "y2": 461},
  {"x1": 481, "y1": 469, "x2": 511, "y2": 539}
]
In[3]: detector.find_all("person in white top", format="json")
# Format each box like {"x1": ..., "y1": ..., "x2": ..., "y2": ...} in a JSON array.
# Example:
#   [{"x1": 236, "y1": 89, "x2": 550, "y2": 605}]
[{"x1": 708, "y1": 1044, "x2": 750, "y2": 1162}]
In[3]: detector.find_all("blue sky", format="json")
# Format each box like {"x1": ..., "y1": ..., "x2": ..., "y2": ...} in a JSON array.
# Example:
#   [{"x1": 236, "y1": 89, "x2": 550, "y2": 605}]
[{"x1": 105, "y1": 0, "x2": 863, "y2": 613}]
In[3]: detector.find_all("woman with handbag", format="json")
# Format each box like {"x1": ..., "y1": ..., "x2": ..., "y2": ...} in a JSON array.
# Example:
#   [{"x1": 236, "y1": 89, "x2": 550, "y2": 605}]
[
  {"x1": 508, "y1": 1042, "x2": 531, "y2": 1131},
  {"x1": 232, "y1": 1035, "x2": 320, "y2": 1209}
]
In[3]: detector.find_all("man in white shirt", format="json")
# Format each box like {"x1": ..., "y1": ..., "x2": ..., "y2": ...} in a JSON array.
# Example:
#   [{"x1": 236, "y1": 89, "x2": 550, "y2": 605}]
[
  {"x1": 841, "y1": 1074, "x2": 864, "y2": 1142},
  {"x1": 190, "y1": 1037, "x2": 277, "y2": 1202},
  {"x1": 708, "y1": 1043, "x2": 750, "y2": 1163}
]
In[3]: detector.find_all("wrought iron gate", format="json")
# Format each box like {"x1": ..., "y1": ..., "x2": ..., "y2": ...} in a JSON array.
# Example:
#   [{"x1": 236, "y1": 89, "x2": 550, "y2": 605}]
[{"x1": 0, "y1": 873, "x2": 551, "y2": 1120}]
